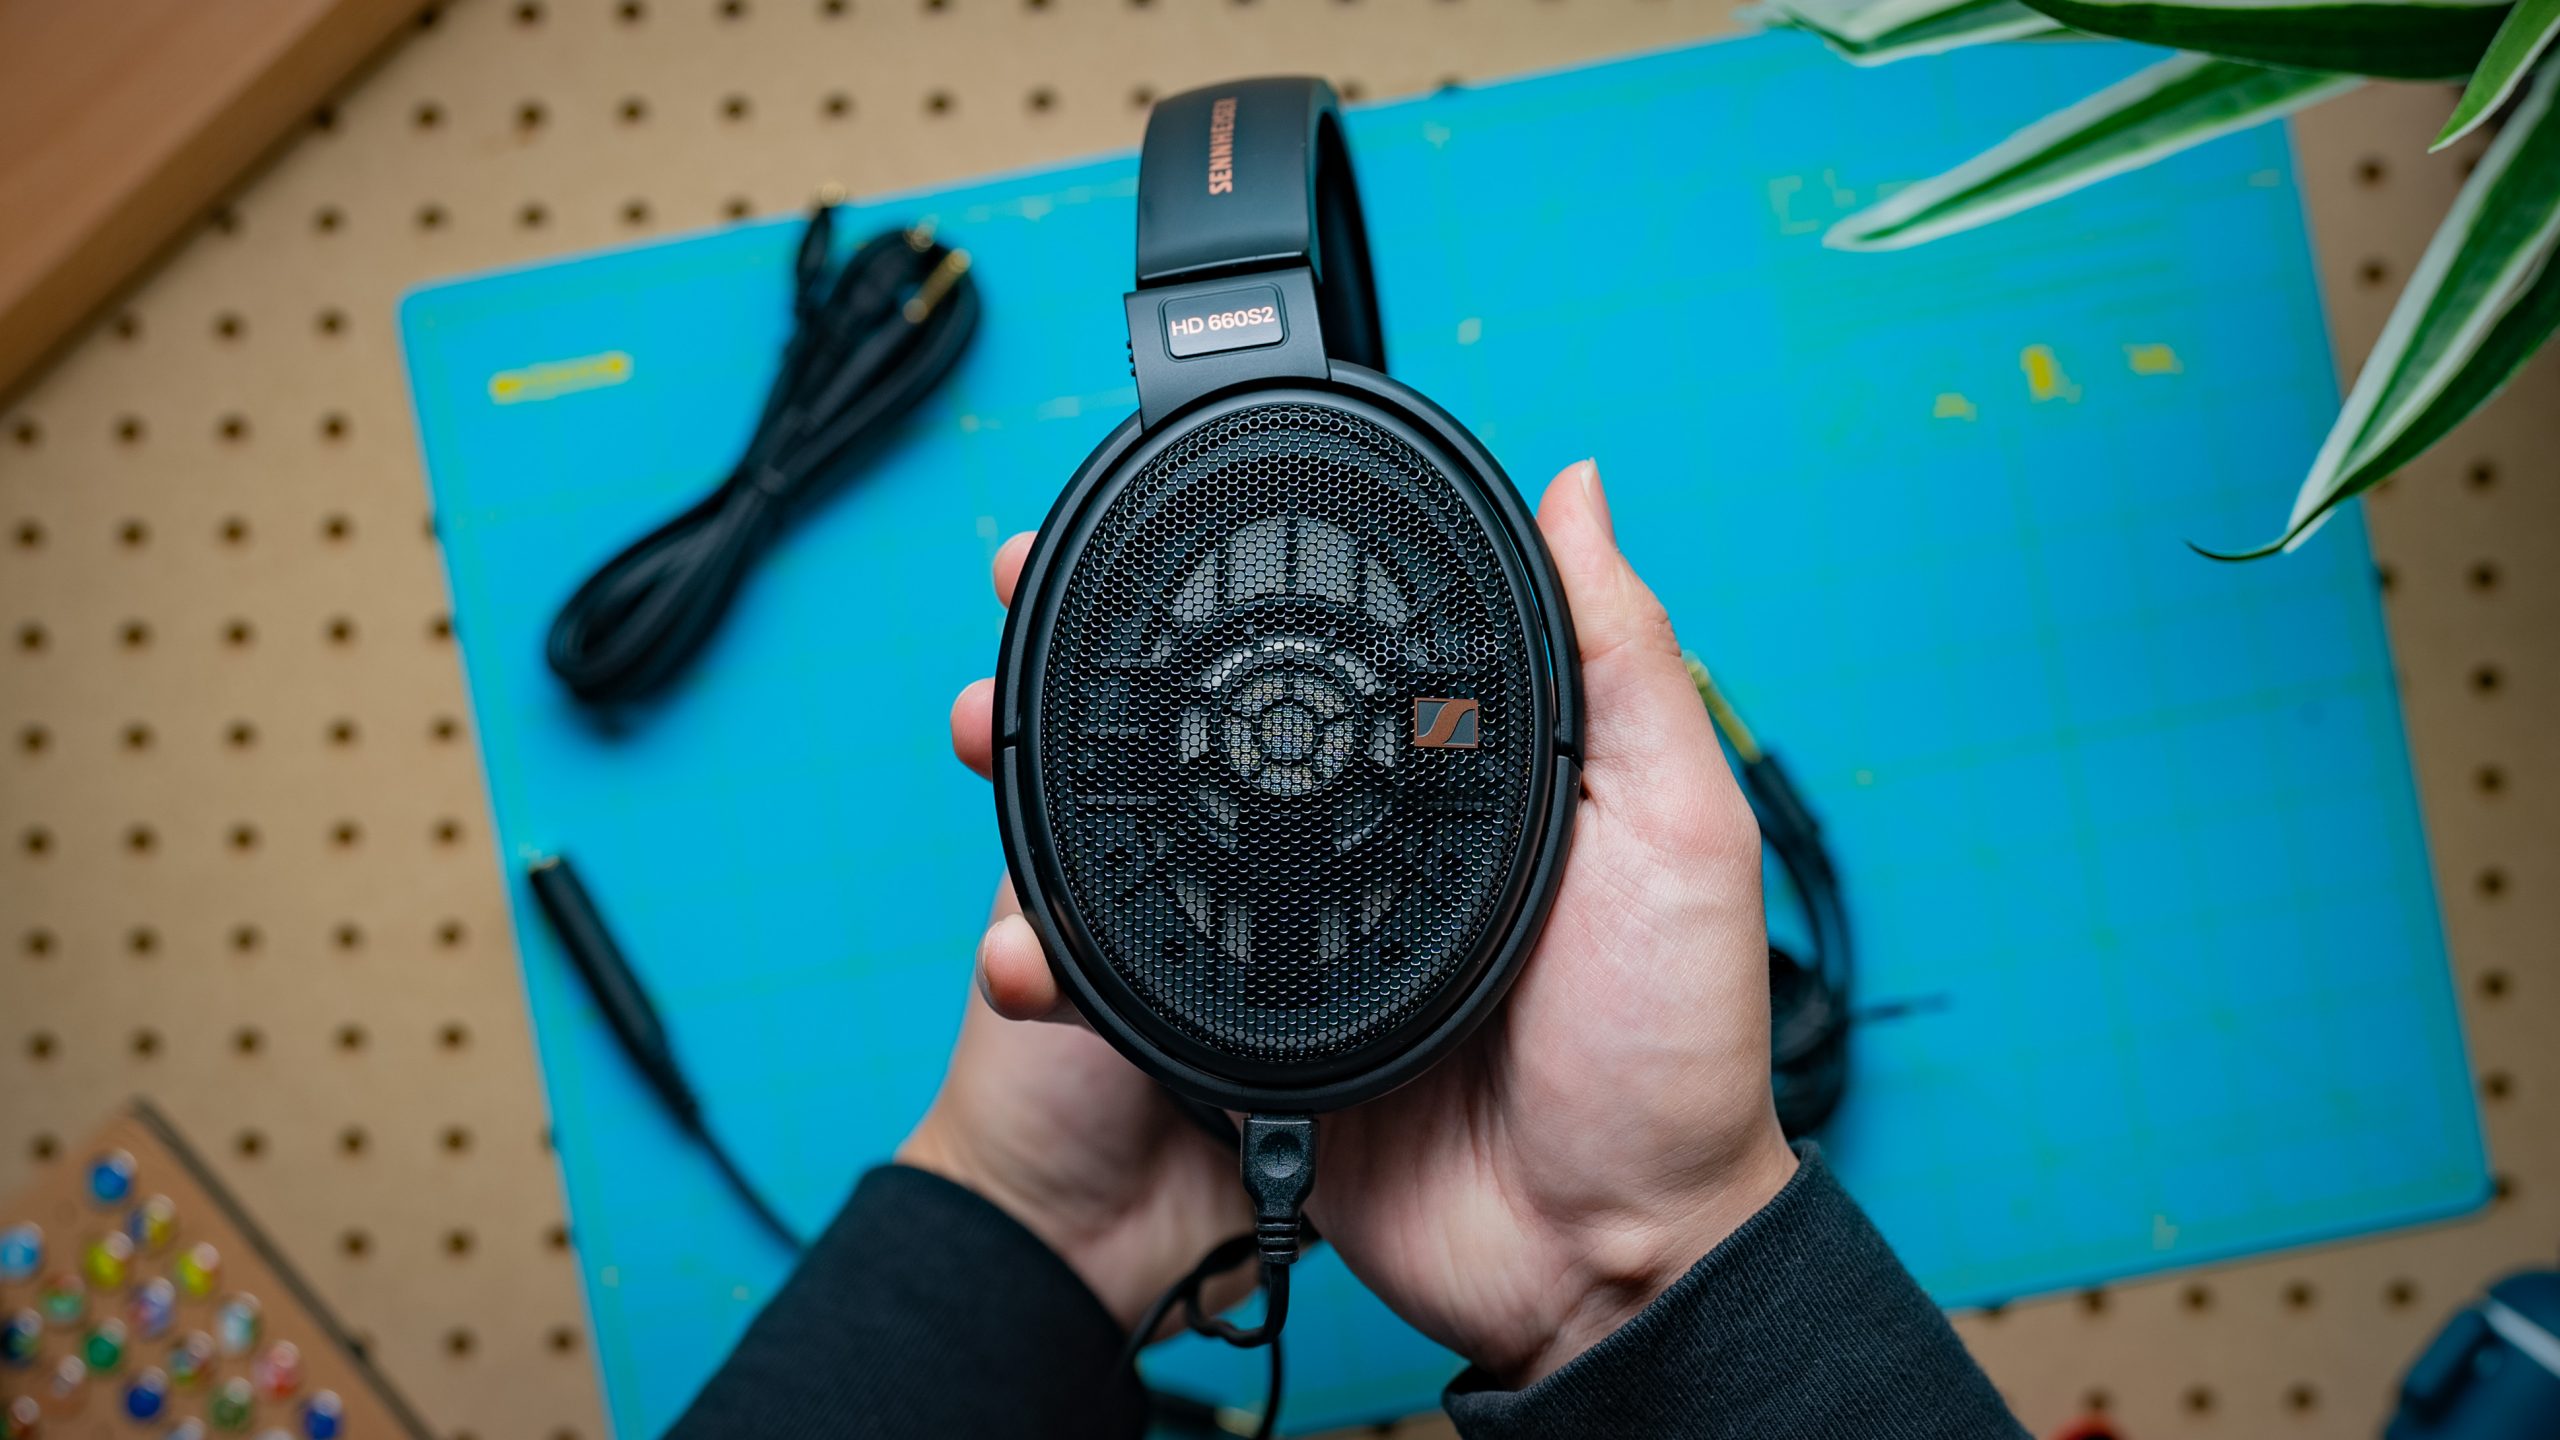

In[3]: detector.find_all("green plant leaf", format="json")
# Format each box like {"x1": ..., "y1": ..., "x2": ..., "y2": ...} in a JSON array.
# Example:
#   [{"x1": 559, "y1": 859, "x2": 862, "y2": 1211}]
[
  {"x1": 1767, "y1": 0, "x2": 2064, "y2": 63},
  {"x1": 2208, "y1": 66, "x2": 2560, "y2": 558},
  {"x1": 2436, "y1": 0, "x2": 2560, "y2": 148},
  {"x1": 1772, "y1": 0, "x2": 2013, "y2": 45},
  {"x1": 2019, "y1": 0, "x2": 2510, "y2": 80},
  {"x1": 2339, "y1": 260, "x2": 2560, "y2": 484},
  {"x1": 1825, "y1": 55, "x2": 2357, "y2": 250}
]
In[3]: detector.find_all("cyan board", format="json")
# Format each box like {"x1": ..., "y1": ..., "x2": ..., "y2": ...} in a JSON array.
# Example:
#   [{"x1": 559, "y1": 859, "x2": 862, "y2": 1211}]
[{"x1": 400, "y1": 31, "x2": 2485, "y2": 1435}]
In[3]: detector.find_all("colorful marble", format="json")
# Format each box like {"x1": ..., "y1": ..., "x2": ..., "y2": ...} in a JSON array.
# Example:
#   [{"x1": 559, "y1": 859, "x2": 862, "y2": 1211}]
[
  {"x1": 252, "y1": 1339, "x2": 301, "y2": 1400},
  {"x1": 211, "y1": 1376, "x2": 255, "y2": 1431},
  {"x1": 1, "y1": 1309, "x2": 38, "y2": 1367},
  {"x1": 82, "y1": 1232, "x2": 132, "y2": 1291},
  {"x1": 0, "y1": 1223, "x2": 38, "y2": 1281},
  {"x1": 122, "y1": 1366, "x2": 170, "y2": 1422},
  {"x1": 2, "y1": 1395, "x2": 38, "y2": 1439},
  {"x1": 36, "y1": 1273, "x2": 82, "y2": 1327},
  {"x1": 130, "y1": 1276, "x2": 177, "y2": 1339},
  {"x1": 301, "y1": 1390, "x2": 344, "y2": 1440},
  {"x1": 215, "y1": 1293, "x2": 261, "y2": 1356},
  {"x1": 168, "y1": 1330, "x2": 216, "y2": 1386},
  {"x1": 82, "y1": 1317, "x2": 127, "y2": 1372},
  {"x1": 86, "y1": 1151, "x2": 136, "y2": 1208},
  {"x1": 124, "y1": 1195, "x2": 177, "y2": 1254},
  {"x1": 175, "y1": 1242, "x2": 220, "y2": 1298}
]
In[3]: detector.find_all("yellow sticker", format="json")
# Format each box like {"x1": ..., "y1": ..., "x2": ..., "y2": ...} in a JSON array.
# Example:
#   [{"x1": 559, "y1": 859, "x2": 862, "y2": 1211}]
[
  {"x1": 1932, "y1": 392, "x2": 1977, "y2": 421},
  {"x1": 2125, "y1": 343, "x2": 2182, "y2": 376},
  {"x1": 2020, "y1": 344, "x2": 2080, "y2": 403},
  {"x1": 488, "y1": 351, "x2": 634, "y2": 405}
]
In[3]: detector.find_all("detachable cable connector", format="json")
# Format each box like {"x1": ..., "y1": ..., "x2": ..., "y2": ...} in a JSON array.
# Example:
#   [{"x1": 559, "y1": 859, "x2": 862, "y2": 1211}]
[
  {"x1": 1241, "y1": 1114, "x2": 1316, "y2": 1268},
  {"x1": 1125, "y1": 1114, "x2": 1314, "y2": 1440}
]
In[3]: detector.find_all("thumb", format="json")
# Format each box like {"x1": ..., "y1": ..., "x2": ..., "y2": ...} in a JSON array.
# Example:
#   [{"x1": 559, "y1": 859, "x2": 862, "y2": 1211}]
[{"x1": 1534, "y1": 460, "x2": 1746, "y2": 838}]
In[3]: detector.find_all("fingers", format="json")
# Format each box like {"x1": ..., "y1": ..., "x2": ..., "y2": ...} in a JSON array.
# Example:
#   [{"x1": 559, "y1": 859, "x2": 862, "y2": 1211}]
[
  {"x1": 978, "y1": 909, "x2": 1082, "y2": 1024},
  {"x1": 961, "y1": 534, "x2": 1075, "y2": 1019},
  {"x1": 951, "y1": 678, "x2": 996, "y2": 780},
  {"x1": 950, "y1": 534, "x2": 1036, "y2": 780},
  {"x1": 1537, "y1": 459, "x2": 1673, "y2": 673},
  {"x1": 975, "y1": 880, "x2": 1080, "y2": 1024},
  {"x1": 1534, "y1": 460, "x2": 1750, "y2": 849},
  {"x1": 993, "y1": 532, "x2": 1034, "y2": 608}
]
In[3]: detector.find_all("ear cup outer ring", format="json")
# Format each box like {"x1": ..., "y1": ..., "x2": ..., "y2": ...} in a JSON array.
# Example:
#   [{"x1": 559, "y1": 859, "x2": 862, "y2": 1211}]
[{"x1": 994, "y1": 367, "x2": 1582, "y2": 1114}]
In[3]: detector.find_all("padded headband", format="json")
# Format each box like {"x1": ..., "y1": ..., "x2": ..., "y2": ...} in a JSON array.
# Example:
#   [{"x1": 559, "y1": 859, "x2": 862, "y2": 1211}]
[{"x1": 1135, "y1": 78, "x2": 1386, "y2": 374}]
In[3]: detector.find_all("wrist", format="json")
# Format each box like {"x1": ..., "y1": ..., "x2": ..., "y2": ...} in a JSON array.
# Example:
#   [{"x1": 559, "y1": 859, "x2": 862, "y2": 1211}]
[
  {"x1": 894, "y1": 1117, "x2": 1131, "y2": 1324},
  {"x1": 1497, "y1": 1126, "x2": 1799, "y2": 1388}
]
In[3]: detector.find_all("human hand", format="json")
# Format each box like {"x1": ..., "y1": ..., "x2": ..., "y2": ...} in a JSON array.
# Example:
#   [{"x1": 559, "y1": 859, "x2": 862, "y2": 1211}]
[
  {"x1": 896, "y1": 884, "x2": 1252, "y2": 1332},
  {"x1": 951, "y1": 459, "x2": 1795, "y2": 1384}
]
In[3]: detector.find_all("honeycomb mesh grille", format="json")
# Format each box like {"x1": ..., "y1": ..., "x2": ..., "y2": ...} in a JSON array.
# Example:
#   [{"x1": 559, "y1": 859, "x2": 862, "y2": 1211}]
[{"x1": 1037, "y1": 402, "x2": 1536, "y2": 1067}]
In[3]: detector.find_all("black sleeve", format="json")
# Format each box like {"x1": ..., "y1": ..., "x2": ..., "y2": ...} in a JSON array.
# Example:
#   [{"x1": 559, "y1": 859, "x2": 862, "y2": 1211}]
[
  {"x1": 1445, "y1": 1146, "x2": 2026, "y2": 1440},
  {"x1": 666, "y1": 1164, "x2": 1150, "y2": 1440}
]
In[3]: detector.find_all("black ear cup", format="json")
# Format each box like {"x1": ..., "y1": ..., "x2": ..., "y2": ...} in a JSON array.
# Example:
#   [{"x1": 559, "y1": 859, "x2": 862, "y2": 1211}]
[
  {"x1": 998, "y1": 76, "x2": 1578, "y2": 1115},
  {"x1": 996, "y1": 380, "x2": 1580, "y2": 1114}
]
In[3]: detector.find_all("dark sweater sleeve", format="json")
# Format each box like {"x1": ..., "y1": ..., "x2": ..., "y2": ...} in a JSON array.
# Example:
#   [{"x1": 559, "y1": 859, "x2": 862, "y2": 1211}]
[
  {"x1": 1446, "y1": 1146, "x2": 2025, "y2": 1440},
  {"x1": 666, "y1": 1164, "x2": 1149, "y2": 1440}
]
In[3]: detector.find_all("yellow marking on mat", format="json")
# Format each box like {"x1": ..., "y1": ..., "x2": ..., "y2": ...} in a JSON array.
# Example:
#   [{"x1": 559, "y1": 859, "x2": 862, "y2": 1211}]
[
  {"x1": 2126, "y1": 343, "x2": 2182, "y2": 375},
  {"x1": 1932, "y1": 392, "x2": 1977, "y2": 421},
  {"x1": 1456, "y1": 317, "x2": 1482, "y2": 345},
  {"x1": 487, "y1": 350, "x2": 633, "y2": 405},
  {"x1": 2020, "y1": 344, "x2": 2080, "y2": 403}
]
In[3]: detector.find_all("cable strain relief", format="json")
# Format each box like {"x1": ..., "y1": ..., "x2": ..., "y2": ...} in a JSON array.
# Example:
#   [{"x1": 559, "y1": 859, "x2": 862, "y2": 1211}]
[{"x1": 1254, "y1": 1219, "x2": 1302, "y2": 1265}]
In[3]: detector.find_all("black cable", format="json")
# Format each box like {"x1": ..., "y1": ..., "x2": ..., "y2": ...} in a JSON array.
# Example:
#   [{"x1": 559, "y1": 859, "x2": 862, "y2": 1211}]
[
  {"x1": 545, "y1": 204, "x2": 980, "y2": 705},
  {"x1": 527, "y1": 856, "x2": 808, "y2": 1254},
  {"x1": 694, "y1": 1120, "x2": 807, "y2": 1255},
  {"x1": 1125, "y1": 1116, "x2": 1315, "y2": 1440}
]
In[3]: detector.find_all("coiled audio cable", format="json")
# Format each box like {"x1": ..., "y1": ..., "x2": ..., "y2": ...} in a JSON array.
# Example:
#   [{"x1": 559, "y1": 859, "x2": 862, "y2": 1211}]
[
  {"x1": 1687, "y1": 655, "x2": 1854, "y2": 1137},
  {"x1": 545, "y1": 202, "x2": 979, "y2": 705}
]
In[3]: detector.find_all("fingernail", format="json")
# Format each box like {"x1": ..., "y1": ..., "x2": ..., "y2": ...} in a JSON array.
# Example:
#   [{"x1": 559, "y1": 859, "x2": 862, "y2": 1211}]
[
  {"x1": 1579, "y1": 459, "x2": 1614, "y2": 541},
  {"x1": 974, "y1": 931, "x2": 1000, "y2": 1007}
]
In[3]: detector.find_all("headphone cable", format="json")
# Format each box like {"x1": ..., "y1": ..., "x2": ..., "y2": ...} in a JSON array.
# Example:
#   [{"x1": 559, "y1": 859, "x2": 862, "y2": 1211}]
[
  {"x1": 1687, "y1": 655, "x2": 1855, "y2": 1135},
  {"x1": 1126, "y1": 1115, "x2": 1315, "y2": 1440},
  {"x1": 545, "y1": 203, "x2": 979, "y2": 705}
]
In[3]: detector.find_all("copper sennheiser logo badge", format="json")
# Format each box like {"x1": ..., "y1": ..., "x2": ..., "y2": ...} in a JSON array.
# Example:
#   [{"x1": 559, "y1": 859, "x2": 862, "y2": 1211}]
[
  {"x1": 1413, "y1": 698, "x2": 1481, "y2": 749},
  {"x1": 1207, "y1": 97, "x2": 1237, "y2": 195}
]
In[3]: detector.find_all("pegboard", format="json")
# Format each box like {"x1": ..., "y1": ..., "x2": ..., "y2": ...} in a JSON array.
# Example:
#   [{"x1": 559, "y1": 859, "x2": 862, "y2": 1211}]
[{"x1": 1, "y1": 5, "x2": 2552, "y2": 1440}]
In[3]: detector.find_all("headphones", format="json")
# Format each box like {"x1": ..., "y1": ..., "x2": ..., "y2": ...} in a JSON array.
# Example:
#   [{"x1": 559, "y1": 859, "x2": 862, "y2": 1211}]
[
  {"x1": 987, "y1": 81, "x2": 1849, "y2": 1431},
  {"x1": 993, "y1": 78, "x2": 1584, "y2": 1119}
]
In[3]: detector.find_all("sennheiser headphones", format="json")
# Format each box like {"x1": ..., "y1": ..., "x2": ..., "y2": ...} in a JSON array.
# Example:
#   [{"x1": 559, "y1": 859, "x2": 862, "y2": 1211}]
[
  {"x1": 990, "y1": 79, "x2": 1849, "y2": 1434},
  {"x1": 994, "y1": 79, "x2": 1584, "y2": 1121},
  {"x1": 990, "y1": 78, "x2": 1583, "y2": 1433}
]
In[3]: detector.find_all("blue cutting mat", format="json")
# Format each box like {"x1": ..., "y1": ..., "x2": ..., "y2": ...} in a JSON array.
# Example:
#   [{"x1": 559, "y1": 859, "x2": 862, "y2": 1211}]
[{"x1": 401, "y1": 31, "x2": 2486, "y2": 1436}]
